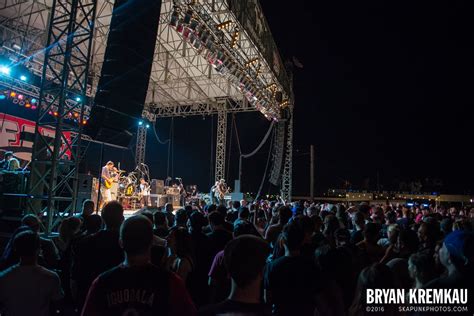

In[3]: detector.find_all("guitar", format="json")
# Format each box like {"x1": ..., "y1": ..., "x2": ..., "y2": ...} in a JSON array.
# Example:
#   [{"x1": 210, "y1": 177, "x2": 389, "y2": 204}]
[{"x1": 104, "y1": 178, "x2": 113, "y2": 189}]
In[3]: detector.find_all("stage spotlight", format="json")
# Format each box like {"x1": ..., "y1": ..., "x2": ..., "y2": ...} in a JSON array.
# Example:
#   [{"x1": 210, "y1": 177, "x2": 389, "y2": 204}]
[
  {"x1": 25, "y1": 103, "x2": 31, "y2": 108},
  {"x1": 82, "y1": 119, "x2": 87, "y2": 125},
  {"x1": 10, "y1": 91, "x2": 16, "y2": 98},
  {"x1": 31, "y1": 105, "x2": 37, "y2": 110},
  {"x1": 146, "y1": 124, "x2": 150, "y2": 129},
  {"x1": 20, "y1": 75, "x2": 27, "y2": 81},
  {"x1": 0, "y1": 95, "x2": 6, "y2": 100},
  {"x1": 0, "y1": 66, "x2": 11, "y2": 75},
  {"x1": 216, "y1": 20, "x2": 232, "y2": 30},
  {"x1": 31, "y1": 98, "x2": 37, "y2": 104},
  {"x1": 75, "y1": 96, "x2": 81, "y2": 102},
  {"x1": 231, "y1": 28, "x2": 239, "y2": 48},
  {"x1": 12, "y1": 43, "x2": 22, "y2": 51},
  {"x1": 138, "y1": 121, "x2": 144, "y2": 126},
  {"x1": 17, "y1": 94, "x2": 24, "y2": 100}
]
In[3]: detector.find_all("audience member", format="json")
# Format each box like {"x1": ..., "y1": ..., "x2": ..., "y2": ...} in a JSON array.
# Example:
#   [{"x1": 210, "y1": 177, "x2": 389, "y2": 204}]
[
  {"x1": 81, "y1": 215, "x2": 196, "y2": 315},
  {"x1": 0, "y1": 231, "x2": 63, "y2": 316}
]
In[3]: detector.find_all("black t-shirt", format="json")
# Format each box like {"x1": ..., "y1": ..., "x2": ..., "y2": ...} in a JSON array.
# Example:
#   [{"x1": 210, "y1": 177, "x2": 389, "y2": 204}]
[
  {"x1": 207, "y1": 229, "x2": 233, "y2": 258},
  {"x1": 81, "y1": 263, "x2": 196, "y2": 316},
  {"x1": 264, "y1": 255, "x2": 322, "y2": 316},
  {"x1": 350, "y1": 229, "x2": 364, "y2": 244},
  {"x1": 199, "y1": 299, "x2": 271, "y2": 316},
  {"x1": 71, "y1": 230, "x2": 124, "y2": 305}
]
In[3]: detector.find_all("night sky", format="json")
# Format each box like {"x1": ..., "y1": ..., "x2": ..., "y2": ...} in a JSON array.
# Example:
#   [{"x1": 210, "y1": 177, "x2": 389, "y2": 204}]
[
  {"x1": 88, "y1": 0, "x2": 474, "y2": 196},
  {"x1": 259, "y1": 0, "x2": 474, "y2": 194}
]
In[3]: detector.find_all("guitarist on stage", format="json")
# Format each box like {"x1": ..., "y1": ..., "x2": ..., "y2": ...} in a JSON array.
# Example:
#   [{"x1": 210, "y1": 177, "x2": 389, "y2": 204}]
[{"x1": 100, "y1": 161, "x2": 115, "y2": 208}]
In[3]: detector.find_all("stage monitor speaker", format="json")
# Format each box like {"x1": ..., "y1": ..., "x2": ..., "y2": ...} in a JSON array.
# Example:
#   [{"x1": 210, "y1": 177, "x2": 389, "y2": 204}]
[
  {"x1": 85, "y1": 0, "x2": 162, "y2": 146},
  {"x1": 75, "y1": 174, "x2": 93, "y2": 212},
  {"x1": 151, "y1": 179, "x2": 164, "y2": 195}
]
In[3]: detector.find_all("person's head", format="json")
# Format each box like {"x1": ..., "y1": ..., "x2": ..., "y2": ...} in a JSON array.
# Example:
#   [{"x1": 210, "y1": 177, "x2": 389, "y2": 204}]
[
  {"x1": 281, "y1": 219, "x2": 305, "y2": 253},
  {"x1": 174, "y1": 209, "x2": 188, "y2": 227},
  {"x1": 216, "y1": 205, "x2": 228, "y2": 217},
  {"x1": 363, "y1": 222, "x2": 379, "y2": 243},
  {"x1": 408, "y1": 252, "x2": 436, "y2": 286},
  {"x1": 154, "y1": 211, "x2": 168, "y2": 227},
  {"x1": 385, "y1": 210, "x2": 397, "y2": 224},
  {"x1": 278, "y1": 206, "x2": 293, "y2": 225},
  {"x1": 101, "y1": 201, "x2": 124, "y2": 230},
  {"x1": 334, "y1": 228, "x2": 351, "y2": 247},
  {"x1": 140, "y1": 178, "x2": 146, "y2": 184},
  {"x1": 167, "y1": 227, "x2": 193, "y2": 258},
  {"x1": 59, "y1": 216, "x2": 82, "y2": 243},
  {"x1": 440, "y1": 218, "x2": 453, "y2": 236},
  {"x1": 106, "y1": 161, "x2": 114, "y2": 170},
  {"x1": 439, "y1": 230, "x2": 472, "y2": 272},
  {"x1": 232, "y1": 200, "x2": 241, "y2": 210},
  {"x1": 323, "y1": 214, "x2": 340, "y2": 237},
  {"x1": 387, "y1": 224, "x2": 400, "y2": 244},
  {"x1": 353, "y1": 211, "x2": 365, "y2": 230},
  {"x1": 224, "y1": 235, "x2": 269, "y2": 288},
  {"x1": 397, "y1": 229, "x2": 419, "y2": 254},
  {"x1": 233, "y1": 220, "x2": 257, "y2": 238},
  {"x1": 84, "y1": 214, "x2": 103, "y2": 234},
  {"x1": 351, "y1": 263, "x2": 395, "y2": 312},
  {"x1": 417, "y1": 221, "x2": 438, "y2": 244},
  {"x1": 21, "y1": 214, "x2": 41, "y2": 233},
  {"x1": 238, "y1": 207, "x2": 250, "y2": 220},
  {"x1": 165, "y1": 203, "x2": 173, "y2": 213},
  {"x1": 188, "y1": 211, "x2": 207, "y2": 232},
  {"x1": 386, "y1": 258, "x2": 411, "y2": 290},
  {"x1": 120, "y1": 215, "x2": 153, "y2": 257},
  {"x1": 240, "y1": 199, "x2": 248, "y2": 208},
  {"x1": 140, "y1": 211, "x2": 154, "y2": 224},
  {"x1": 208, "y1": 211, "x2": 225, "y2": 230},
  {"x1": 81, "y1": 199, "x2": 95, "y2": 217},
  {"x1": 14, "y1": 230, "x2": 40, "y2": 260}
]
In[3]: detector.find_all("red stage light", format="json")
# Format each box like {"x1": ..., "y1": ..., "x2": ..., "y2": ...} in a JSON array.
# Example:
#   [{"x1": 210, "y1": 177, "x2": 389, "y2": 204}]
[{"x1": 31, "y1": 105, "x2": 37, "y2": 110}]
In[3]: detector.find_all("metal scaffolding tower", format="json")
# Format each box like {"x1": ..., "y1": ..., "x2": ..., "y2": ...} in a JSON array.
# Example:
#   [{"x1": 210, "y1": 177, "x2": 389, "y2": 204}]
[
  {"x1": 135, "y1": 125, "x2": 147, "y2": 166},
  {"x1": 215, "y1": 109, "x2": 227, "y2": 182},
  {"x1": 281, "y1": 108, "x2": 293, "y2": 201},
  {"x1": 27, "y1": 0, "x2": 97, "y2": 233}
]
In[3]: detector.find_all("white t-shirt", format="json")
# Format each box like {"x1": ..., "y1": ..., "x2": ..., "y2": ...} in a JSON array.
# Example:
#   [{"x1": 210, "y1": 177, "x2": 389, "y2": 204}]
[{"x1": 0, "y1": 264, "x2": 64, "y2": 316}]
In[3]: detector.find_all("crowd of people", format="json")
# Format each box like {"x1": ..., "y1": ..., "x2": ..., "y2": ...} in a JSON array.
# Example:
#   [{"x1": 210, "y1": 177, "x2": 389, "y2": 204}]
[{"x1": 0, "y1": 199, "x2": 473, "y2": 315}]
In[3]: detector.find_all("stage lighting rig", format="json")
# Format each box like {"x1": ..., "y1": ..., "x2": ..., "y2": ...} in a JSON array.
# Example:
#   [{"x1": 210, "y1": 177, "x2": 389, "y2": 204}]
[
  {"x1": 216, "y1": 20, "x2": 232, "y2": 30},
  {"x1": 231, "y1": 28, "x2": 239, "y2": 48}
]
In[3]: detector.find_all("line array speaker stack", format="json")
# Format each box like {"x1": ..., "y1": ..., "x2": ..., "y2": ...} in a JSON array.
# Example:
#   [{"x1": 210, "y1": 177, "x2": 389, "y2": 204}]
[{"x1": 86, "y1": 0, "x2": 162, "y2": 147}]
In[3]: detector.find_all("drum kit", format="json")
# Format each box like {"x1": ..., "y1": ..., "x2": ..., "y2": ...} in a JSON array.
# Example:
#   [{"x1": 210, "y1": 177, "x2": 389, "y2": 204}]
[{"x1": 116, "y1": 170, "x2": 140, "y2": 197}]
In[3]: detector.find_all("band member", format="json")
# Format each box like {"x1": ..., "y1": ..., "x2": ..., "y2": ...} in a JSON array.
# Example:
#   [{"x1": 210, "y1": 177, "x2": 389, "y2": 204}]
[
  {"x1": 0, "y1": 151, "x2": 20, "y2": 171},
  {"x1": 210, "y1": 180, "x2": 219, "y2": 205},
  {"x1": 139, "y1": 178, "x2": 150, "y2": 207},
  {"x1": 100, "y1": 161, "x2": 115, "y2": 208}
]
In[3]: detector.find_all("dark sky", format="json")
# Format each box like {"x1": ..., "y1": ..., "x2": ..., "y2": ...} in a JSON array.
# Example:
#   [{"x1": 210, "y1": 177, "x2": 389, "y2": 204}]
[{"x1": 259, "y1": 0, "x2": 474, "y2": 194}]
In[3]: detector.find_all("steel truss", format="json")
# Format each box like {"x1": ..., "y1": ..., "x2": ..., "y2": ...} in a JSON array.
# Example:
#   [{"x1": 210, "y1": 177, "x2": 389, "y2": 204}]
[
  {"x1": 27, "y1": 0, "x2": 96, "y2": 233},
  {"x1": 135, "y1": 125, "x2": 147, "y2": 166},
  {"x1": 281, "y1": 108, "x2": 293, "y2": 201},
  {"x1": 215, "y1": 109, "x2": 227, "y2": 182}
]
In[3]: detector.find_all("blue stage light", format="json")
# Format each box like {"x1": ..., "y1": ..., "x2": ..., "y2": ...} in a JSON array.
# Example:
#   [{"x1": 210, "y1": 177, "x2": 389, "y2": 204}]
[
  {"x1": 0, "y1": 95, "x2": 6, "y2": 100},
  {"x1": 146, "y1": 124, "x2": 150, "y2": 129},
  {"x1": 20, "y1": 75, "x2": 27, "y2": 81},
  {"x1": 75, "y1": 97, "x2": 81, "y2": 102},
  {"x1": 138, "y1": 121, "x2": 144, "y2": 126},
  {"x1": 0, "y1": 66, "x2": 11, "y2": 75}
]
